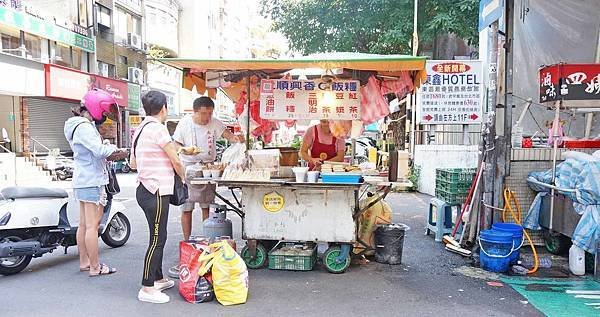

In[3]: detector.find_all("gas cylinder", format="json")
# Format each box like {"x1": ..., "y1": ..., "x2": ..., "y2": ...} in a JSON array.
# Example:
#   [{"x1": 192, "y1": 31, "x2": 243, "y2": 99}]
[{"x1": 203, "y1": 204, "x2": 233, "y2": 242}]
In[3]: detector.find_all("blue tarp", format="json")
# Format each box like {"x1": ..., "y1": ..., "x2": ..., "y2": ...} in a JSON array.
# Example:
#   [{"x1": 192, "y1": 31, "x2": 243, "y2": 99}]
[{"x1": 525, "y1": 159, "x2": 600, "y2": 254}]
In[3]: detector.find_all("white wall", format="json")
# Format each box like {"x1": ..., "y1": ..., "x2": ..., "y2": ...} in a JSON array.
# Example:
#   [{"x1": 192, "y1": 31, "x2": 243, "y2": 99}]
[
  {"x1": 413, "y1": 145, "x2": 479, "y2": 196},
  {"x1": 144, "y1": 0, "x2": 179, "y2": 54},
  {"x1": 0, "y1": 153, "x2": 16, "y2": 188}
]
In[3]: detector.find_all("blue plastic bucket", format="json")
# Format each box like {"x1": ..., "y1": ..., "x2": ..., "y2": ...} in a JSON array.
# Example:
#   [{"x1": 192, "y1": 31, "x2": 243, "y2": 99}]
[
  {"x1": 492, "y1": 223, "x2": 524, "y2": 265},
  {"x1": 479, "y1": 229, "x2": 514, "y2": 273}
]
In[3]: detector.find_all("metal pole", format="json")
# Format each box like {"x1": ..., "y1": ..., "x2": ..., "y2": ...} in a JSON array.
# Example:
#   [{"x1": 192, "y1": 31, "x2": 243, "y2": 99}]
[
  {"x1": 412, "y1": 0, "x2": 419, "y2": 56},
  {"x1": 503, "y1": 0, "x2": 514, "y2": 176},
  {"x1": 549, "y1": 99, "x2": 561, "y2": 231},
  {"x1": 245, "y1": 76, "x2": 251, "y2": 149},
  {"x1": 462, "y1": 124, "x2": 469, "y2": 145}
]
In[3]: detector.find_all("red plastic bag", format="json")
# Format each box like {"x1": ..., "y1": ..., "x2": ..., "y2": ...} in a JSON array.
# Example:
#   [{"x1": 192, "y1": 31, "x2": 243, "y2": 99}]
[{"x1": 178, "y1": 240, "x2": 214, "y2": 303}]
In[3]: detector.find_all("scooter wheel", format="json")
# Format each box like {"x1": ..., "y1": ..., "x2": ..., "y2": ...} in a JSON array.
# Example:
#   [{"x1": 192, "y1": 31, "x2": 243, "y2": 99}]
[
  {"x1": 0, "y1": 235, "x2": 33, "y2": 275},
  {"x1": 101, "y1": 212, "x2": 131, "y2": 248}
]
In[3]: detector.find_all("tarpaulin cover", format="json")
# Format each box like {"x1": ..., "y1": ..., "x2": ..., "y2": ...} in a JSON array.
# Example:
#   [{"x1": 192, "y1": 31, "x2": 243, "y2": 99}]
[{"x1": 525, "y1": 158, "x2": 600, "y2": 254}]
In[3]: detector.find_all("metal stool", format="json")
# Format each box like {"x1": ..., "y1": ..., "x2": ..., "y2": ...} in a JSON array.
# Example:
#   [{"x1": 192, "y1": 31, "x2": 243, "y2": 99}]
[{"x1": 425, "y1": 198, "x2": 462, "y2": 242}]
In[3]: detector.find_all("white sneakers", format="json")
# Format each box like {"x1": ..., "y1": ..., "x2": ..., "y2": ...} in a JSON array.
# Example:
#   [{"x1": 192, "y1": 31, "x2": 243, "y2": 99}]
[
  {"x1": 154, "y1": 279, "x2": 175, "y2": 292},
  {"x1": 138, "y1": 288, "x2": 170, "y2": 304},
  {"x1": 138, "y1": 279, "x2": 175, "y2": 304}
]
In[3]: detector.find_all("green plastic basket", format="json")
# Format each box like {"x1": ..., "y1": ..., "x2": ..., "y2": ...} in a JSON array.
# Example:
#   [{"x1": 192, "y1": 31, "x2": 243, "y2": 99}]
[
  {"x1": 435, "y1": 188, "x2": 468, "y2": 204},
  {"x1": 436, "y1": 168, "x2": 476, "y2": 183},
  {"x1": 268, "y1": 244, "x2": 317, "y2": 271},
  {"x1": 436, "y1": 179, "x2": 472, "y2": 194}
]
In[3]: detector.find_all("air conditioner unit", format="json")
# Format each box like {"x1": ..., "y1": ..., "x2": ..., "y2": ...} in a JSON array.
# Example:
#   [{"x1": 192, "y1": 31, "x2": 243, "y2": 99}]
[
  {"x1": 127, "y1": 33, "x2": 142, "y2": 50},
  {"x1": 99, "y1": 63, "x2": 109, "y2": 77},
  {"x1": 128, "y1": 67, "x2": 143, "y2": 84}
]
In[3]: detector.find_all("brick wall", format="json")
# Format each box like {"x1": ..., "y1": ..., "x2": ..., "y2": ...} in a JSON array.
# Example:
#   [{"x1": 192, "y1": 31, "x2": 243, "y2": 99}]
[
  {"x1": 96, "y1": 38, "x2": 115, "y2": 65},
  {"x1": 115, "y1": 46, "x2": 147, "y2": 80}
]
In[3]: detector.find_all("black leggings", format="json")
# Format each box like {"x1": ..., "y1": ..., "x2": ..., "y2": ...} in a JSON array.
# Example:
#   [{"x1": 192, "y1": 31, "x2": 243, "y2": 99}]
[{"x1": 136, "y1": 185, "x2": 170, "y2": 287}]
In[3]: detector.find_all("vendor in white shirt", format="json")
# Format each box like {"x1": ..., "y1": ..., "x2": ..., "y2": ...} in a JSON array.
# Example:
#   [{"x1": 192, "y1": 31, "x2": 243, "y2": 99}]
[{"x1": 173, "y1": 96, "x2": 244, "y2": 241}]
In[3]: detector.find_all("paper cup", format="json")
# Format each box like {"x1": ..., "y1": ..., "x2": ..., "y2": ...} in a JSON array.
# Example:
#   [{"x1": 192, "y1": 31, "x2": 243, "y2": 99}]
[
  {"x1": 211, "y1": 170, "x2": 221, "y2": 178},
  {"x1": 292, "y1": 167, "x2": 308, "y2": 183},
  {"x1": 202, "y1": 170, "x2": 211, "y2": 178},
  {"x1": 307, "y1": 171, "x2": 320, "y2": 183}
]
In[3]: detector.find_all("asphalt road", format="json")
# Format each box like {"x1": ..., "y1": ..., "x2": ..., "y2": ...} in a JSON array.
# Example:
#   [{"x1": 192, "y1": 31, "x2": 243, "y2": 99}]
[{"x1": 1, "y1": 174, "x2": 542, "y2": 317}]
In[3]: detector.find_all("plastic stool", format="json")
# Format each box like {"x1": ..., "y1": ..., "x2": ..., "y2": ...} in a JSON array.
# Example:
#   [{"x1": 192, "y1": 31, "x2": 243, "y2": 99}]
[{"x1": 425, "y1": 198, "x2": 462, "y2": 242}]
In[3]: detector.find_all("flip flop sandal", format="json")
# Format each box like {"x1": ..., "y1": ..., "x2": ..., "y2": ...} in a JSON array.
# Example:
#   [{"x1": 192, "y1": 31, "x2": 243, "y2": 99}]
[
  {"x1": 79, "y1": 266, "x2": 90, "y2": 272},
  {"x1": 89, "y1": 264, "x2": 117, "y2": 277}
]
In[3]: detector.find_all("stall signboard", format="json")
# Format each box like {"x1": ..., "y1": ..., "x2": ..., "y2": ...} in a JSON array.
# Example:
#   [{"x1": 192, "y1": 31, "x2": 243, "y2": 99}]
[
  {"x1": 539, "y1": 64, "x2": 600, "y2": 103},
  {"x1": 262, "y1": 191, "x2": 284, "y2": 213},
  {"x1": 416, "y1": 60, "x2": 483, "y2": 125},
  {"x1": 259, "y1": 79, "x2": 361, "y2": 120},
  {"x1": 45, "y1": 64, "x2": 128, "y2": 106}
]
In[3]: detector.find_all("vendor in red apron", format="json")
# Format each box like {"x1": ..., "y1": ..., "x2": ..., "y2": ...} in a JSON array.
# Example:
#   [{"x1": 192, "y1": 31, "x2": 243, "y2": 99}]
[{"x1": 300, "y1": 120, "x2": 346, "y2": 170}]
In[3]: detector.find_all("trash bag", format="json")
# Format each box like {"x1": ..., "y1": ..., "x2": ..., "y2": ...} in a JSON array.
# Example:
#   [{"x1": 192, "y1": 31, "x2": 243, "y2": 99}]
[
  {"x1": 199, "y1": 241, "x2": 249, "y2": 306},
  {"x1": 179, "y1": 240, "x2": 215, "y2": 303},
  {"x1": 354, "y1": 194, "x2": 392, "y2": 256}
]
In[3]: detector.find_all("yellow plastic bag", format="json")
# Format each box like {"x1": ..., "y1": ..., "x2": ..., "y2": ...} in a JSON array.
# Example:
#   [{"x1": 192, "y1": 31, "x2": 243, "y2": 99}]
[
  {"x1": 199, "y1": 241, "x2": 249, "y2": 306},
  {"x1": 354, "y1": 194, "x2": 392, "y2": 255}
]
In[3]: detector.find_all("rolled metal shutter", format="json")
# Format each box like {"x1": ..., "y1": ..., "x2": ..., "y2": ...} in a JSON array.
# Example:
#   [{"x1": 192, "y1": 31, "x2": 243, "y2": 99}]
[{"x1": 26, "y1": 97, "x2": 77, "y2": 153}]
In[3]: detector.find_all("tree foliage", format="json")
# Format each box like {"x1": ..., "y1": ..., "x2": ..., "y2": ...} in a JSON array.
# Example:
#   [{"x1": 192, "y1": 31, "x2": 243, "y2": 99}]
[{"x1": 260, "y1": 0, "x2": 479, "y2": 55}]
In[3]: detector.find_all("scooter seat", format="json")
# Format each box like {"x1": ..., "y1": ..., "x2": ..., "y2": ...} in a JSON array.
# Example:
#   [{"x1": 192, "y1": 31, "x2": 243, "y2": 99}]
[{"x1": 0, "y1": 187, "x2": 68, "y2": 199}]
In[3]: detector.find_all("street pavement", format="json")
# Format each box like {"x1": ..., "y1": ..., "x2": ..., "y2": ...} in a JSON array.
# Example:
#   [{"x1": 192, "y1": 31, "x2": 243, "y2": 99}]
[{"x1": 1, "y1": 173, "x2": 542, "y2": 317}]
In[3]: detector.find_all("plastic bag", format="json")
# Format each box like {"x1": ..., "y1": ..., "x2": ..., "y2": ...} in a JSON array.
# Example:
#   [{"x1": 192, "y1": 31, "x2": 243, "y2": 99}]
[
  {"x1": 221, "y1": 143, "x2": 247, "y2": 167},
  {"x1": 353, "y1": 194, "x2": 392, "y2": 256},
  {"x1": 199, "y1": 241, "x2": 249, "y2": 306},
  {"x1": 178, "y1": 240, "x2": 215, "y2": 303}
]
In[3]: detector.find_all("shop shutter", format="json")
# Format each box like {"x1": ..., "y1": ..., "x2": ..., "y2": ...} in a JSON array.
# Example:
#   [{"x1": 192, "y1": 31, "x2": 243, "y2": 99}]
[{"x1": 26, "y1": 98, "x2": 77, "y2": 153}]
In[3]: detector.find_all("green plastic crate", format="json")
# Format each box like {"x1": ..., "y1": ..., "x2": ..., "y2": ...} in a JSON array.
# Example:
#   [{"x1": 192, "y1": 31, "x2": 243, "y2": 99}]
[
  {"x1": 436, "y1": 168, "x2": 476, "y2": 183},
  {"x1": 268, "y1": 244, "x2": 317, "y2": 271},
  {"x1": 435, "y1": 188, "x2": 468, "y2": 204},
  {"x1": 436, "y1": 179, "x2": 472, "y2": 194}
]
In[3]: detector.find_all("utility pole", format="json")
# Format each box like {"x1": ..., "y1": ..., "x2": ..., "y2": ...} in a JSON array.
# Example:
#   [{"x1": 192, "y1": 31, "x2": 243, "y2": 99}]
[{"x1": 482, "y1": 21, "x2": 499, "y2": 231}]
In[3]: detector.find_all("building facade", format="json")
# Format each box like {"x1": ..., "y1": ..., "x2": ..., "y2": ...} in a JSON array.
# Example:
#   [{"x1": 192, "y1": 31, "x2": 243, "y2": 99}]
[
  {"x1": 93, "y1": 0, "x2": 145, "y2": 146},
  {"x1": 144, "y1": 0, "x2": 181, "y2": 118},
  {"x1": 0, "y1": 0, "x2": 142, "y2": 154}
]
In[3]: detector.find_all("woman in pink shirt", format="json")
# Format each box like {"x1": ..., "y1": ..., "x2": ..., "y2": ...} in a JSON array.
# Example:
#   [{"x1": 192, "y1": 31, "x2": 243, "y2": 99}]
[{"x1": 130, "y1": 91, "x2": 184, "y2": 304}]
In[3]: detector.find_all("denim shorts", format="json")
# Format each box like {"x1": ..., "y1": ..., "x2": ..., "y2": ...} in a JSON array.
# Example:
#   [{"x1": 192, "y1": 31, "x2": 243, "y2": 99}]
[{"x1": 74, "y1": 186, "x2": 107, "y2": 206}]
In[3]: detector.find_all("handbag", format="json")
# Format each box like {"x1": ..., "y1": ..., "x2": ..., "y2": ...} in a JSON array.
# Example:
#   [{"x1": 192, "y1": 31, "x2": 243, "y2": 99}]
[
  {"x1": 71, "y1": 122, "x2": 120, "y2": 195},
  {"x1": 170, "y1": 174, "x2": 188, "y2": 206},
  {"x1": 133, "y1": 122, "x2": 188, "y2": 205}
]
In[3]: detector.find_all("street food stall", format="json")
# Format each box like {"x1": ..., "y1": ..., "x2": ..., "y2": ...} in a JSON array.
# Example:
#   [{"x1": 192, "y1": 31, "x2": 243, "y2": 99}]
[{"x1": 157, "y1": 53, "x2": 426, "y2": 273}]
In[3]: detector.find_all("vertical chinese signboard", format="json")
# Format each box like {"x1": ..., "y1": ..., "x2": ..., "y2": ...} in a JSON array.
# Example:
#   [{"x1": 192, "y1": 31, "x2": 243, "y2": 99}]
[
  {"x1": 539, "y1": 64, "x2": 600, "y2": 102},
  {"x1": 416, "y1": 60, "x2": 483, "y2": 124},
  {"x1": 259, "y1": 79, "x2": 361, "y2": 120}
]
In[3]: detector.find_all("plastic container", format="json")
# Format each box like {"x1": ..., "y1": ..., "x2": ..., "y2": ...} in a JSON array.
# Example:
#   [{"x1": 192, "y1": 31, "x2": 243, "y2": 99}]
[
  {"x1": 268, "y1": 244, "x2": 317, "y2": 271},
  {"x1": 292, "y1": 167, "x2": 308, "y2": 183},
  {"x1": 211, "y1": 170, "x2": 220, "y2": 178},
  {"x1": 479, "y1": 229, "x2": 514, "y2": 273},
  {"x1": 492, "y1": 223, "x2": 524, "y2": 265},
  {"x1": 321, "y1": 172, "x2": 362, "y2": 184},
  {"x1": 307, "y1": 171, "x2": 320, "y2": 183},
  {"x1": 512, "y1": 126, "x2": 523, "y2": 148},
  {"x1": 569, "y1": 244, "x2": 585, "y2": 276},
  {"x1": 374, "y1": 223, "x2": 409, "y2": 265},
  {"x1": 202, "y1": 170, "x2": 211, "y2": 178}
]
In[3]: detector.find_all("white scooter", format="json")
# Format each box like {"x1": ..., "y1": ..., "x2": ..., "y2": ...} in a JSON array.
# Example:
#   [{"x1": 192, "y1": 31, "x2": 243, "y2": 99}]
[{"x1": 0, "y1": 186, "x2": 131, "y2": 275}]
